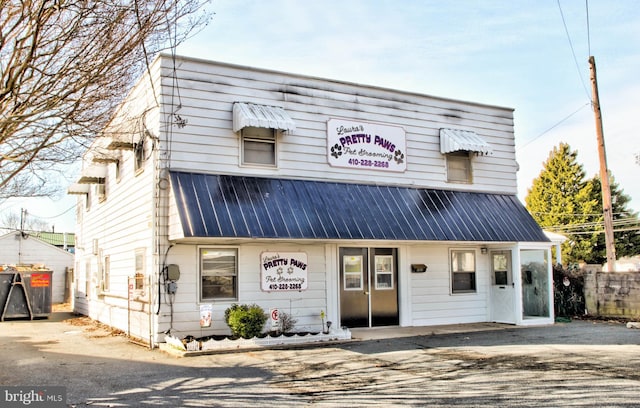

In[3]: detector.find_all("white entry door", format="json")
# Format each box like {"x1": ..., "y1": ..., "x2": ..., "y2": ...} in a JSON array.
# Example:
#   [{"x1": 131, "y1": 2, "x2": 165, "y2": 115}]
[{"x1": 490, "y1": 251, "x2": 516, "y2": 324}]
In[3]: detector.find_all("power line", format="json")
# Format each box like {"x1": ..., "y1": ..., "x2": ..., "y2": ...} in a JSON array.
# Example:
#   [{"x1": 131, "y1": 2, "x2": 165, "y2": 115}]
[
  {"x1": 518, "y1": 2, "x2": 594, "y2": 152},
  {"x1": 517, "y1": 102, "x2": 590, "y2": 150},
  {"x1": 554, "y1": 227, "x2": 640, "y2": 236},
  {"x1": 549, "y1": 222, "x2": 640, "y2": 232},
  {"x1": 556, "y1": 0, "x2": 591, "y2": 100},
  {"x1": 537, "y1": 218, "x2": 637, "y2": 226},
  {"x1": 530, "y1": 210, "x2": 636, "y2": 218},
  {"x1": 25, "y1": 204, "x2": 76, "y2": 220},
  {"x1": 585, "y1": 0, "x2": 591, "y2": 56},
  {"x1": 546, "y1": 217, "x2": 640, "y2": 235}
]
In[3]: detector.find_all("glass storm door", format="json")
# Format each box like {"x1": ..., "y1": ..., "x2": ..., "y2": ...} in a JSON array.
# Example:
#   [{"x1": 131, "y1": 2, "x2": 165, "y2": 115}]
[
  {"x1": 520, "y1": 249, "x2": 551, "y2": 319},
  {"x1": 340, "y1": 247, "x2": 399, "y2": 328}
]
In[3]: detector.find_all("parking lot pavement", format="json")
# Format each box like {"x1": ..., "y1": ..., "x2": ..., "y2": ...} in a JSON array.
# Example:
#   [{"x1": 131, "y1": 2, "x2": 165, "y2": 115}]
[{"x1": 1, "y1": 311, "x2": 639, "y2": 407}]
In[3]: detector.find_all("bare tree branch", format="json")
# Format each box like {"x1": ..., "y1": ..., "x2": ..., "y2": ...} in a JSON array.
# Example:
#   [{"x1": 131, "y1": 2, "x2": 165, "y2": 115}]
[
  {"x1": 0, "y1": 0, "x2": 210, "y2": 199},
  {"x1": 0, "y1": 208, "x2": 50, "y2": 233}
]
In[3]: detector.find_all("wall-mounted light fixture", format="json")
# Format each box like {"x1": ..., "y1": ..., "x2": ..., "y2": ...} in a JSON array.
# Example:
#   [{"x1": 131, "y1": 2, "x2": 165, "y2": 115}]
[{"x1": 480, "y1": 247, "x2": 488, "y2": 255}]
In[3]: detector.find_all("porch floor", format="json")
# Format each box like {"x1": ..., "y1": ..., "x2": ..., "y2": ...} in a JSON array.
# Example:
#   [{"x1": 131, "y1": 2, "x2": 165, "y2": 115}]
[{"x1": 350, "y1": 322, "x2": 516, "y2": 341}]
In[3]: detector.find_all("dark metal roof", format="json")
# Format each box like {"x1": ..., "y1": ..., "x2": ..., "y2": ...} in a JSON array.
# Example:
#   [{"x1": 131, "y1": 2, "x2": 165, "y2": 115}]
[{"x1": 170, "y1": 171, "x2": 549, "y2": 242}]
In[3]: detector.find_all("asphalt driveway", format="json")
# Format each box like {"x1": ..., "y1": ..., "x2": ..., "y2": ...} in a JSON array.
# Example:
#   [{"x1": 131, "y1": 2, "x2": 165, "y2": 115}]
[{"x1": 1, "y1": 310, "x2": 639, "y2": 407}]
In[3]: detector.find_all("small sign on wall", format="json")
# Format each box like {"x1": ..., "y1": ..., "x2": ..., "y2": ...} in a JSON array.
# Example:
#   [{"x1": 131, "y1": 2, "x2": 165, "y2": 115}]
[
  {"x1": 270, "y1": 308, "x2": 280, "y2": 330},
  {"x1": 327, "y1": 118, "x2": 406, "y2": 172},
  {"x1": 30, "y1": 273, "x2": 50, "y2": 287},
  {"x1": 261, "y1": 252, "x2": 308, "y2": 292},
  {"x1": 200, "y1": 304, "x2": 212, "y2": 328}
]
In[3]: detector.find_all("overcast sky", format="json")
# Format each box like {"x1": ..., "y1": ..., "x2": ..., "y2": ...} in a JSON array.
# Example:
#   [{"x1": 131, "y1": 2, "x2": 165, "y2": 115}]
[{"x1": 4, "y1": 0, "x2": 639, "y2": 233}]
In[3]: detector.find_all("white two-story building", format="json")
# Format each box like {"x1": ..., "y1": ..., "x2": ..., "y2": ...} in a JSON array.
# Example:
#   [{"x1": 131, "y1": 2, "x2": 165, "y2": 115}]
[{"x1": 69, "y1": 54, "x2": 553, "y2": 347}]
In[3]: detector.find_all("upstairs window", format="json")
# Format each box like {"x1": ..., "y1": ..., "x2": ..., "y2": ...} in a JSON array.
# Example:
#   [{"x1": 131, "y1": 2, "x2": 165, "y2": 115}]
[
  {"x1": 115, "y1": 158, "x2": 122, "y2": 182},
  {"x1": 134, "y1": 140, "x2": 145, "y2": 173},
  {"x1": 446, "y1": 151, "x2": 472, "y2": 184},
  {"x1": 96, "y1": 183, "x2": 106, "y2": 202},
  {"x1": 241, "y1": 127, "x2": 276, "y2": 166}
]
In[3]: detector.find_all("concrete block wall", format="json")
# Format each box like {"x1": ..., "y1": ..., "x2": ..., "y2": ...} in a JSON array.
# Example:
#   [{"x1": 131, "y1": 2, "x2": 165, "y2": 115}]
[{"x1": 585, "y1": 271, "x2": 640, "y2": 318}]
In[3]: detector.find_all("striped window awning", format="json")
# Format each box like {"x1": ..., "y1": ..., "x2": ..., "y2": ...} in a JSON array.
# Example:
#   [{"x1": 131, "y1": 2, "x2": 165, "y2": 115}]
[
  {"x1": 67, "y1": 183, "x2": 90, "y2": 195},
  {"x1": 76, "y1": 164, "x2": 107, "y2": 184},
  {"x1": 440, "y1": 128, "x2": 493, "y2": 156},
  {"x1": 232, "y1": 102, "x2": 296, "y2": 133}
]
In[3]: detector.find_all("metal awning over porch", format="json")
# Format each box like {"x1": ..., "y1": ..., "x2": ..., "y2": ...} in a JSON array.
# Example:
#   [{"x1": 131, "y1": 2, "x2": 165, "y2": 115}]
[{"x1": 170, "y1": 171, "x2": 548, "y2": 242}]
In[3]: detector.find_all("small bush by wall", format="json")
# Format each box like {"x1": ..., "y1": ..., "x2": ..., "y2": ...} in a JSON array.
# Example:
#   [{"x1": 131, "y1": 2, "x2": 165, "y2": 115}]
[
  {"x1": 553, "y1": 264, "x2": 586, "y2": 318},
  {"x1": 224, "y1": 304, "x2": 268, "y2": 339}
]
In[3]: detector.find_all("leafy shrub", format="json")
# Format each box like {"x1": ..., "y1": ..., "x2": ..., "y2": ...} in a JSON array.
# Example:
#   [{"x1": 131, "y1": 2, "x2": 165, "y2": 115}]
[
  {"x1": 553, "y1": 264, "x2": 585, "y2": 318},
  {"x1": 224, "y1": 304, "x2": 268, "y2": 339}
]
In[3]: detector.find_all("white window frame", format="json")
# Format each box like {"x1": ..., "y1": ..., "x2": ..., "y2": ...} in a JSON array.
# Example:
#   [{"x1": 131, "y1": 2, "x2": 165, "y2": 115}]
[
  {"x1": 374, "y1": 255, "x2": 394, "y2": 290},
  {"x1": 96, "y1": 182, "x2": 106, "y2": 203},
  {"x1": 101, "y1": 255, "x2": 110, "y2": 292},
  {"x1": 450, "y1": 249, "x2": 477, "y2": 294},
  {"x1": 85, "y1": 260, "x2": 91, "y2": 298},
  {"x1": 134, "y1": 248, "x2": 145, "y2": 291},
  {"x1": 115, "y1": 158, "x2": 122, "y2": 183},
  {"x1": 134, "y1": 139, "x2": 145, "y2": 174},
  {"x1": 446, "y1": 151, "x2": 472, "y2": 183},
  {"x1": 199, "y1": 247, "x2": 238, "y2": 301},
  {"x1": 241, "y1": 127, "x2": 277, "y2": 167},
  {"x1": 343, "y1": 255, "x2": 364, "y2": 291},
  {"x1": 85, "y1": 189, "x2": 91, "y2": 211}
]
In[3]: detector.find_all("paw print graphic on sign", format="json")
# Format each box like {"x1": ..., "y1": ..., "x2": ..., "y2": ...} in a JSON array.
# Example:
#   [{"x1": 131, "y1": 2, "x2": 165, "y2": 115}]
[
  {"x1": 331, "y1": 143, "x2": 343, "y2": 158},
  {"x1": 394, "y1": 149, "x2": 405, "y2": 164}
]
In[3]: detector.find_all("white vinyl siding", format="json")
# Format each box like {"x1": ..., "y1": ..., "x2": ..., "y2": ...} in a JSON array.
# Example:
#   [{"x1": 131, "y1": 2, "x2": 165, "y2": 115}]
[
  {"x1": 409, "y1": 246, "x2": 488, "y2": 326},
  {"x1": 159, "y1": 244, "x2": 329, "y2": 337},
  {"x1": 72, "y1": 66, "x2": 159, "y2": 340},
  {"x1": 159, "y1": 57, "x2": 518, "y2": 195}
]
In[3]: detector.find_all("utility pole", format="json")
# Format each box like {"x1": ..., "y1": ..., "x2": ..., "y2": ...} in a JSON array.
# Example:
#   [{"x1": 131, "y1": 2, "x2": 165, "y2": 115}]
[{"x1": 589, "y1": 56, "x2": 616, "y2": 272}]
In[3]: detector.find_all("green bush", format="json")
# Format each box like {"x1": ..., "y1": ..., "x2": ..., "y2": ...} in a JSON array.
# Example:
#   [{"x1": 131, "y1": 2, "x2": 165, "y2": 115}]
[{"x1": 224, "y1": 304, "x2": 268, "y2": 339}]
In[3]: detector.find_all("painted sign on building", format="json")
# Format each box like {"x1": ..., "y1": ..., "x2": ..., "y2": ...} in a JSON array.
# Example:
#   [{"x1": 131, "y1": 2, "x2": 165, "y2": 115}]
[
  {"x1": 261, "y1": 252, "x2": 308, "y2": 292},
  {"x1": 327, "y1": 118, "x2": 406, "y2": 172},
  {"x1": 30, "y1": 273, "x2": 51, "y2": 287}
]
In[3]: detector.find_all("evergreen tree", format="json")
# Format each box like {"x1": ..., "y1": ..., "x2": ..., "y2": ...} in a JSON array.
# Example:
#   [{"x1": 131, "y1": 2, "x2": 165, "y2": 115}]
[
  {"x1": 525, "y1": 143, "x2": 599, "y2": 264},
  {"x1": 587, "y1": 176, "x2": 640, "y2": 264}
]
